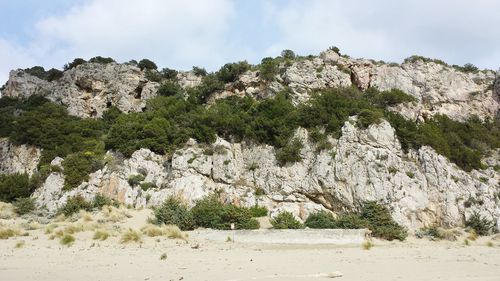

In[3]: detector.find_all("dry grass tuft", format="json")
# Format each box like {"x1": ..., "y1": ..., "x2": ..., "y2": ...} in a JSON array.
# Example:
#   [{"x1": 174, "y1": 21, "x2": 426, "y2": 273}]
[
  {"x1": 15, "y1": 240, "x2": 25, "y2": 248},
  {"x1": 80, "y1": 210, "x2": 94, "y2": 222},
  {"x1": 467, "y1": 230, "x2": 478, "y2": 241},
  {"x1": 464, "y1": 239, "x2": 471, "y2": 246},
  {"x1": 163, "y1": 225, "x2": 186, "y2": 240},
  {"x1": 54, "y1": 214, "x2": 67, "y2": 222},
  {"x1": 93, "y1": 229, "x2": 110, "y2": 241},
  {"x1": 160, "y1": 253, "x2": 167, "y2": 260},
  {"x1": 102, "y1": 206, "x2": 130, "y2": 223},
  {"x1": 0, "y1": 202, "x2": 16, "y2": 219},
  {"x1": 486, "y1": 241, "x2": 494, "y2": 247},
  {"x1": 60, "y1": 234, "x2": 75, "y2": 246},
  {"x1": 362, "y1": 240, "x2": 374, "y2": 250},
  {"x1": 141, "y1": 224, "x2": 164, "y2": 237},
  {"x1": 120, "y1": 228, "x2": 142, "y2": 244},
  {"x1": 0, "y1": 226, "x2": 20, "y2": 239}
]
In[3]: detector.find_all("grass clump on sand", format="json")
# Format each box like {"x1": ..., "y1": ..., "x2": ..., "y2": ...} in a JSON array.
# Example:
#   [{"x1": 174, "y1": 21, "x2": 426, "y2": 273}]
[
  {"x1": 0, "y1": 227, "x2": 19, "y2": 239},
  {"x1": 465, "y1": 212, "x2": 495, "y2": 236},
  {"x1": 60, "y1": 234, "x2": 75, "y2": 246},
  {"x1": 141, "y1": 224, "x2": 186, "y2": 240},
  {"x1": 415, "y1": 226, "x2": 461, "y2": 241},
  {"x1": 248, "y1": 205, "x2": 268, "y2": 217},
  {"x1": 160, "y1": 253, "x2": 167, "y2": 260},
  {"x1": 120, "y1": 229, "x2": 142, "y2": 244},
  {"x1": 93, "y1": 229, "x2": 110, "y2": 241},
  {"x1": 362, "y1": 240, "x2": 374, "y2": 250},
  {"x1": 15, "y1": 240, "x2": 25, "y2": 248},
  {"x1": 270, "y1": 212, "x2": 304, "y2": 229}
]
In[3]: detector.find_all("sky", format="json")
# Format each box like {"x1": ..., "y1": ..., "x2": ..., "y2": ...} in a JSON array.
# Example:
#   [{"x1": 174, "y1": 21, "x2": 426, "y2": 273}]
[{"x1": 0, "y1": 0, "x2": 499, "y2": 85}]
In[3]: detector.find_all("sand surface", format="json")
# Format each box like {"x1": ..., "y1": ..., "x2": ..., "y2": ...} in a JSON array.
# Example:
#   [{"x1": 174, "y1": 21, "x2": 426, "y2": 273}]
[{"x1": 1, "y1": 206, "x2": 499, "y2": 281}]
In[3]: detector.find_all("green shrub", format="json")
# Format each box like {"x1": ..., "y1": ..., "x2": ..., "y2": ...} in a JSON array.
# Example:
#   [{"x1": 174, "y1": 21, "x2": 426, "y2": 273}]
[
  {"x1": 216, "y1": 61, "x2": 251, "y2": 83},
  {"x1": 137, "y1": 59, "x2": 158, "y2": 70},
  {"x1": 453, "y1": 63, "x2": 479, "y2": 73},
  {"x1": 248, "y1": 205, "x2": 268, "y2": 217},
  {"x1": 357, "y1": 109, "x2": 383, "y2": 129},
  {"x1": 59, "y1": 195, "x2": 92, "y2": 217},
  {"x1": 259, "y1": 57, "x2": 279, "y2": 82},
  {"x1": 145, "y1": 69, "x2": 162, "y2": 82},
  {"x1": 91, "y1": 194, "x2": 119, "y2": 209},
  {"x1": 46, "y1": 68, "x2": 64, "y2": 82},
  {"x1": 88, "y1": 56, "x2": 115, "y2": 64},
  {"x1": 281, "y1": 49, "x2": 296, "y2": 60},
  {"x1": 63, "y1": 58, "x2": 86, "y2": 70},
  {"x1": 13, "y1": 197, "x2": 36, "y2": 215},
  {"x1": 160, "y1": 68, "x2": 178, "y2": 80},
  {"x1": 0, "y1": 173, "x2": 35, "y2": 203},
  {"x1": 190, "y1": 195, "x2": 259, "y2": 230},
  {"x1": 270, "y1": 211, "x2": 304, "y2": 229},
  {"x1": 128, "y1": 174, "x2": 145, "y2": 187},
  {"x1": 157, "y1": 81, "x2": 183, "y2": 97},
  {"x1": 140, "y1": 182, "x2": 155, "y2": 191},
  {"x1": 275, "y1": 138, "x2": 303, "y2": 165},
  {"x1": 62, "y1": 152, "x2": 103, "y2": 191},
  {"x1": 152, "y1": 197, "x2": 195, "y2": 230},
  {"x1": 192, "y1": 66, "x2": 207, "y2": 77},
  {"x1": 304, "y1": 211, "x2": 337, "y2": 228},
  {"x1": 465, "y1": 212, "x2": 495, "y2": 236},
  {"x1": 360, "y1": 202, "x2": 407, "y2": 241}
]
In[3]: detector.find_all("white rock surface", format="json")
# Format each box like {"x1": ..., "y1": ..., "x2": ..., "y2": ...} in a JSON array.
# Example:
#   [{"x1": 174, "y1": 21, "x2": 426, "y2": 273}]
[{"x1": 0, "y1": 138, "x2": 41, "y2": 176}]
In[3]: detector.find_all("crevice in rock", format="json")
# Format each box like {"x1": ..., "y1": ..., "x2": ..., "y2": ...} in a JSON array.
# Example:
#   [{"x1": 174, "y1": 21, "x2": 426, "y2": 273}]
[{"x1": 133, "y1": 82, "x2": 145, "y2": 99}]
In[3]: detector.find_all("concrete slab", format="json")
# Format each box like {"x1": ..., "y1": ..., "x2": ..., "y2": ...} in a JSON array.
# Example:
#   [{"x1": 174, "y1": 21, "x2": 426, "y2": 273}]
[{"x1": 190, "y1": 229, "x2": 370, "y2": 245}]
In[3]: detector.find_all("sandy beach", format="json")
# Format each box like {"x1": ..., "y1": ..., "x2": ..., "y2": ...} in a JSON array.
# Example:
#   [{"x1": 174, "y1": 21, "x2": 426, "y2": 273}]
[{"x1": 1, "y1": 205, "x2": 499, "y2": 281}]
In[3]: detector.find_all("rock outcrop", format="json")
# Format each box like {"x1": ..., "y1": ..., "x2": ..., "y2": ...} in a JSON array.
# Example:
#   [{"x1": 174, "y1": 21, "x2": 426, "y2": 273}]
[
  {"x1": 0, "y1": 138, "x2": 41, "y2": 176},
  {"x1": 1, "y1": 49, "x2": 499, "y2": 231},
  {"x1": 31, "y1": 120, "x2": 499, "y2": 231}
]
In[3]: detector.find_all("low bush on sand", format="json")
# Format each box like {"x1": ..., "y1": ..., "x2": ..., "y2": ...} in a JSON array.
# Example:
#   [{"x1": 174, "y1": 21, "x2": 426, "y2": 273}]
[{"x1": 270, "y1": 211, "x2": 304, "y2": 229}]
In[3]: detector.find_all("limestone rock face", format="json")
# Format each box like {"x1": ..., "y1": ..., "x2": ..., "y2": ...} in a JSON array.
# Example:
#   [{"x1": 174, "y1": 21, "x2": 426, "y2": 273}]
[
  {"x1": 3, "y1": 63, "x2": 160, "y2": 118},
  {"x1": 33, "y1": 121, "x2": 499, "y2": 231},
  {"x1": 0, "y1": 138, "x2": 41, "y2": 176}
]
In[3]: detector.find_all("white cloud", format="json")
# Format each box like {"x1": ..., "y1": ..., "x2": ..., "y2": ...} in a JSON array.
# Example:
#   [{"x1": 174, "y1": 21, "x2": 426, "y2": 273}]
[
  {"x1": 1, "y1": 0, "x2": 236, "y2": 86},
  {"x1": 264, "y1": 0, "x2": 500, "y2": 69}
]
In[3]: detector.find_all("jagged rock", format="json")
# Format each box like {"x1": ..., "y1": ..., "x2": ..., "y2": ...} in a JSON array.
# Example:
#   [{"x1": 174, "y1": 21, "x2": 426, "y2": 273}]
[
  {"x1": 0, "y1": 138, "x2": 41, "y2": 176},
  {"x1": 176, "y1": 71, "x2": 203, "y2": 88},
  {"x1": 3, "y1": 63, "x2": 160, "y2": 118},
  {"x1": 32, "y1": 120, "x2": 499, "y2": 231}
]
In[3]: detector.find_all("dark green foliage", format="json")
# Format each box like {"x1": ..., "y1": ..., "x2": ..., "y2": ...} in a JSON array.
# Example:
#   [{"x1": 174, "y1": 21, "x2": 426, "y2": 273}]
[
  {"x1": 63, "y1": 58, "x2": 86, "y2": 70},
  {"x1": 137, "y1": 59, "x2": 158, "y2": 70},
  {"x1": 360, "y1": 201, "x2": 407, "y2": 241},
  {"x1": 152, "y1": 197, "x2": 195, "y2": 230},
  {"x1": 304, "y1": 211, "x2": 337, "y2": 228},
  {"x1": 157, "y1": 81, "x2": 183, "y2": 97},
  {"x1": 248, "y1": 205, "x2": 268, "y2": 217},
  {"x1": 281, "y1": 49, "x2": 296, "y2": 60},
  {"x1": 403, "y1": 55, "x2": 448, "y2": 66},
  {"x1": 465, "y1": 212, "x2": 495, "y2": 236},
  {"x1": 59, "y1": 195, "x2": 92, "y2": 216},
  {"x1": 453, "y1": 63, "x2": 479, "y2": 73},
  {"x1": 46, "y1": 68, "x2": 64, "y2": 82},
  {"x1": 216, "y1": 61, "x2": 251, "y2": 83},
  {"x1": 0, "y1": 173, "x2": 35, "y2": 203},
  {"x1": 305, "y1": 211, "x2": 367, "y2": 229},
  {"x1": 145, "y1": 69, "x2": 163, "y2": 82},
  {"x1": 357, "y1": 109, "x2": 383, "y2": 129},
  {"x1": 140, "y1": 182, "x2": 155, "y2": 191},
  {"x1": 328, "y1": 46, "x2": 340, "y2": 54},
  {"x1": 160, "y1": 68, "x2": 178, "y2": 80},
  {"x1": 62, "y1": 152, "x2": 103, "y2": 191},
  {"x1": 275, "y1": 138, "x2": 303, "y2": 165},
  {"x1": 259, "y1": 57, "x2": 279, "y2": 82},
  {"x1": 91, "y1": 194, "x2": 119, "y2": 209},
  {"x1": 88, "y1": 56, "x2": 115, "y2": 64},
  {"x1": 190, "y1": 195, "x2": 260, "y2": 230},
  {"x1": 305, "y1": 203, "x2": 406, "y2": 240},
  {"x1": 192, "y1": 66, "x2": 207, "y2": 77},
  {"x1": 128, "y1": 174, "x2": 145, "y2": 186},
  {"x1": 365, "y1": 88, "x2": 416, "y2": 107},
  {"x1": 13, "y1": 197, "x2": 36, "y2": 215},
  {"x1": 23, "y1": 66, "x2": 63, "y2": 81},
  {"x1": 270, "y1": 211, "x2": 304, "y2": 229}
]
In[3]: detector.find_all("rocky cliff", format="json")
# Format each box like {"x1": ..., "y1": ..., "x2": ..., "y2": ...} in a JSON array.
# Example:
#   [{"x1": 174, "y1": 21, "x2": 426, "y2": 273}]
[{"x1": 1, "y1": 49, "x2": 499, "y2": 231}]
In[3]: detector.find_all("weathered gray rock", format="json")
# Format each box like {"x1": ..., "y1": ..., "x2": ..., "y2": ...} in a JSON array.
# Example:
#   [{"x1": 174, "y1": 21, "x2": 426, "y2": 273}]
[
  {"x1": 33, "y1": 120, "x2": 499, "y2": 231},
  {"x1": 0, "y1": 138, "x2": 41, "y2": 176}
]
